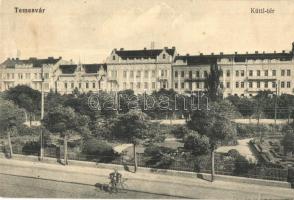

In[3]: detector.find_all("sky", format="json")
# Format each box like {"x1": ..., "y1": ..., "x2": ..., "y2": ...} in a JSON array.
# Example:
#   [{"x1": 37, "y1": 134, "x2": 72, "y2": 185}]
[{"x1": 1, "y1": 0, "x2": 294, "y2": 63}]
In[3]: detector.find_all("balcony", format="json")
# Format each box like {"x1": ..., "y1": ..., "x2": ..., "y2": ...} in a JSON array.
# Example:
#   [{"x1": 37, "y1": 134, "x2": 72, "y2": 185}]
[{"x1": 184, "y1": 78, "x2": 206, "y2": 82}]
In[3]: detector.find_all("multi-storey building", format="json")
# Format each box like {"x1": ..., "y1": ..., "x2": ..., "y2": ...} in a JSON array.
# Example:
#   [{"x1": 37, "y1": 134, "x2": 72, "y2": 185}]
[
  {"x1": 172, "y1": 54, "x2": 214, "y2": 94},
  {"x1": 172, "y1": 43, "x2": 294, "y2": 97},
  {"x1": 55, "y1": 63, "x2": 107, "y2": 94},
  {"x1": 0, "y1": 57, "x2": 66, "y2": 93},
  {"x1": 105, "y1": 47, "x2": 176, "y2": 94}
]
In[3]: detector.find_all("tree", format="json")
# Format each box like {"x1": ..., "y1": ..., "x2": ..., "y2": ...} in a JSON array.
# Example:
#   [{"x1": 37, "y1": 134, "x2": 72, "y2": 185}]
[
  {"x1": 205, "y1": 64, "x2": 222, "y2": 101},
  {"x1": 5, "y1": 85, "x2": 41, "y2": 125},
  {"x1": 282, "y1": 130, "x2": 294, "y2": 156},
  {"x1": 0, "y1": 98, "x2": 25, "y2": 158},
  {"x1": 187, "y1": 104, "x2": 236, "y2": 181},
  {"x1": 43, "y1": 105, "x2": 90, "y2": 165},
  {"x1": 112, "y1": 110, "x2": 149, "y2": 172},
  {"x1": 183, "y1": 130, "x2": 210, "y2": 156}
]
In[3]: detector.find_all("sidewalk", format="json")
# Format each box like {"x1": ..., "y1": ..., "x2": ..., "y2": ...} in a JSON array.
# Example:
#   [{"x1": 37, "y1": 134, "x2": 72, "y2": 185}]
[{"x1": 1, "y1": 157, "x2": 294, "y2": 199}]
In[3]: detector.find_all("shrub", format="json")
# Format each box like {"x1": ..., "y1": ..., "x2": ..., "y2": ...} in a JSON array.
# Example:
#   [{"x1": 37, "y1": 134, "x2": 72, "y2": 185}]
[
  {"x1": 22, "y1": 141, "x2": 40, "y2": 155},
  {"x1": 144, "y1": 145, "x2": 176, "y2": 168},
  {"x1": 234, "y1": 154, "x2": 251, "y2": 175},
  {"x1": 171, "y1": 125, "x2": 190, "y2": 139},
  {"x1": 82, "y1": 137, "x2": 117, "y2": 162}
]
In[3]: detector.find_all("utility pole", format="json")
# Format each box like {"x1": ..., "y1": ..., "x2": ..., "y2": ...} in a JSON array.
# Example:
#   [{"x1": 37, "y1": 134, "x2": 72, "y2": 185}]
[
  {"x1": 40, "y1": 66, "x2": 45, "y2": 161},
  {"x1": 274, "y1": 81, "x2": 278, "y2": 125}
]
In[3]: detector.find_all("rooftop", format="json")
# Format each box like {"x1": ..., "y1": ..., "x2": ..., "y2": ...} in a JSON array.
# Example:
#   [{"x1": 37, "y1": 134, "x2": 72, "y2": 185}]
[
  {"x1": 0, "y1": 57, "x2": 62, "y2": 68},
  {"x1": 114, "y1": 47, "x2": 176, "y2": 59},
  {"x1": 175, "y1": 51, "x2": 294, "y2": 65}
]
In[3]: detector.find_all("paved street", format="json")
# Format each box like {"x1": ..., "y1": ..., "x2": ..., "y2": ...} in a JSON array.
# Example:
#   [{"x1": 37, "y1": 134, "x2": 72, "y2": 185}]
[
  {"x1": 0, "y1": 173, "x2": 175, "y2": 198},
  {"x1": 1, "y1": 158, "x2": 294, "y2": 199}
]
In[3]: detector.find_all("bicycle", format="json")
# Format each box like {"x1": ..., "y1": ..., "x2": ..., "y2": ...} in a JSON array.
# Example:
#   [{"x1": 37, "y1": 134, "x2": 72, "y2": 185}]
[{"x1": 116, "y1": 178, "x2": 129, "y2": 193}]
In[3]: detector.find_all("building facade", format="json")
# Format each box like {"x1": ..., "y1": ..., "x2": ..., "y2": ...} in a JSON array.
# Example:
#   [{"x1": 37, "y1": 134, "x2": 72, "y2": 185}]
[
  {"x1": 55, "y1": 63, "x2": 107, "y2": 94},
  {"x1": 0, "y1": 57, "x2": 66, "y2": 93},
  {"x1": 1, "y1": 42, "x2": 294, "y2": 98},
  {"x1": 105, "y1": 47, "x2": 176, "y2": 94}
]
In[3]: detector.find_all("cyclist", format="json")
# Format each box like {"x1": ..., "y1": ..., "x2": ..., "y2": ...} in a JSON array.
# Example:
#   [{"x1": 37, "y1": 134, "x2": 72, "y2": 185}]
[{"x1": 109, "y1": 169, "x2": 122, "y2": 192}]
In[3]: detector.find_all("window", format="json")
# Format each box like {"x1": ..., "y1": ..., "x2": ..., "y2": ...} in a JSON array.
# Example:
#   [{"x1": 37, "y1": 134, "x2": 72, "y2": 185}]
[
  {"x1": 181, "y1": 82, "x2": 184, "y2": 89},
  {"x1": 249, "y1": 70, "x2": 253, "y2": 76},
  {"x1": 144, "y1": 82, "x2": 148, "y2": 89},
  {"x1": 264, "y1": 82, "x2": 268, "y2": 88},
  {"x1": 137, "y1": 82, "x2": 141, "y2": 89},
  {"x1": 287, "y1": 81, "x2": 291, "y2": 88},
  {"x1": 64, "y1": 83, "x2": 68, "y2": 89},
  {"x1": 236, "y1": 71, "x2": 239, "y2": 77},
  {"x1": 281, "y1": 81, "x2": 285, "y2": 88},
  {"x1": 287, "y1": 70, "x2": 291, "y2": 76},
  {"x1": 226, "y1": 70, "x2": 230, "y2": 77},
  {"x1": 7, "y1": 73, "x2": 10, "y2": 79},
  {"x1": 264, "y1": 70, "x2": 268, "y2": 76},
  {"x1": 196, "y1": 82, "x2": 200, "y2": 88},
  {"x1": 92, "y1": 82, "x2": 95, "y2": 88},
  {"x1": 123, "y1": 82, "x2": 126, "y2": 89},
  {"x1": 189, "y1": 71, "x2": 192, "y2": 78},
  {"x1": 130, "y1": 82, "x2": 134, "y2": 89},
  {"x1": 249, "y1": 81, "x2": 253, "y2": 88},
  {"x1": 196, "y1": 71, "x2": 200, "y2": 78},
  {"x1": 163, "y1": 54, "x2": 166, "y2": 59},
  {"x1": 189, "y1": 82, "x2": 192, "y2": 90},
  {"x1": 204, "y1": 71, "x2": 208, "y2": 78},
  {"x1": 112, "y1": 55, "x2": 115, "y2": 60},
  {"x1": 241, "y1": 82, "x2": 244, "y2": 88},
  {"x1": 241, "y1": 70, "x2": 245, "y2": 77},
  {"x1": 86, "y1": 83, "x2": 89, "y2": 88},
  {"x1": 79, "y1": 83, "x2": 82, "y2": 88},
  {"x1": 44, "y1": 73, "x2": 49, "y2": 79},
  {"x1": 281, "y1": 70, "x2": 285, "y2": 76},
  {"x1": 130, "y1": 71, "x2": 134, "y2": 78},
  {"x1": 226, "y1": 82, "x2": 230, "y2": 88},
  {"x1": 181, "y1": 71, "x2": 184, "y2": 77},
  {"x1": 34, "y1": 73, "x2": 37, "y2": 79},
  {"x1": 272, "y1": 82, "x2": 276, "y2": 88},
  {"x1": 144, "y1": 70, "x2": 148, "y2": 78},
  {"x1": 257, "y1": 70, "x2": 260, "y2": 76},
  {"x1": 257, "y1": 81, "x2": 260, "y2": 88},
  {"x1": 152, "y1": 82, "x2": 156, "y2": 89},
  {"x1": 71, "y1": 83, "x2": 74, "y2": 88},
  {"x1": 123, "y1": 71, "x2": 127, "y2": 78},
  {"x1": 136, "y1": 71, "x2": 141, "y2": 78},
  {"x1": 175, "y1": 83, "x2": 178, "y2": 89},
  {"x1": 175, "y1": 71, "x2": 178, "y2": 77},
  {"x1": 272, "y1": 70, "x2": 276, "y2": 76},
  {"x1": 235, "y1": 82, "x2": 239, "y2": 88},
  {"x1": 161, "y1": 70, "x2": 164, "y2": 77}
]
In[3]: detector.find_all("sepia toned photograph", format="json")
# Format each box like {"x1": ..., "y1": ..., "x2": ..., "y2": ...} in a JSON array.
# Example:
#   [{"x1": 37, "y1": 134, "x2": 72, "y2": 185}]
[{"x1": 1, "y1": 0, "x2": 294, "y2": 199}]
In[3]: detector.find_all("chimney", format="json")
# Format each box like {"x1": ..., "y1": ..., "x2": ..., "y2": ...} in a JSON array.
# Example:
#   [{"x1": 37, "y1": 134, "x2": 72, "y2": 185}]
[
  {"x1": 220, "y1": 52, "x2": 223, "y2": 55},
  {"x1": 59, "y1": 56, "x2": 62, "y2": 59},
  {"x1": 211, "y1": 53, "x2": 214, "y2": 55},
  {"x1": 186, "y1": 53, "x2": 190, "y2": 56},
  {"x1": 292, "y1": 42, "x2": 294, "y2": 53},
  {"x1": 200, "y1": 53, "x2": 203, "y2": 56},
  {"x1": 246, "y1": 52, "x2": 248, "y2": 54},
  {"x1": 48, "y1": 57, "x2": 53, "y2": 59},
  {"x1": 172, "y1": 46, "x2": 175, "y2": 49},
  {"x1": 114, "y1": 48, "x2": 117, "y2": 52},
  {"x1": 274, "y1": 51, "x2": 276, "y2": 54},
  {"x1": 282, "y1": 50, "x2": 285, "y2": 53},
  {"x1": 164, "y1": 47, "x2": 168, "y2": 50},
  {"x1": 235, "y1": 51, "x2": 238, "y2": 55},
  {"x1": 263, "y1": 51, "x2": 265, "y2": 54},
  {"x1": 120, "y1": 48, "x2": 124, "y2": 51},
  {"x1": 255, "y1": 51, "x2": 258, "y2": 54},
  {"x1": 16, "y1": 58, "x2": 19, "y2": 61}
]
